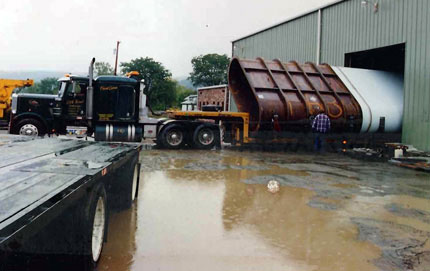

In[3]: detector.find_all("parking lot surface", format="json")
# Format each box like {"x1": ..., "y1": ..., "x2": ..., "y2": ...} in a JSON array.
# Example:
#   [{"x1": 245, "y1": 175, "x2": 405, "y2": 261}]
[{"x1": 97, "y1": 149, "x2": 430, "y2": 271}]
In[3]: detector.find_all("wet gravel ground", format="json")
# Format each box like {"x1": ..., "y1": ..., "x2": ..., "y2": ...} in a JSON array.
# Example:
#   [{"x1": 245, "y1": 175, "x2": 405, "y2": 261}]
[
  {"x1": 1, "y1": 131, "x2": 428, "y2": 270},
  {"x1": 97, "y1": 148, "x2": 430, "y2": 271}
]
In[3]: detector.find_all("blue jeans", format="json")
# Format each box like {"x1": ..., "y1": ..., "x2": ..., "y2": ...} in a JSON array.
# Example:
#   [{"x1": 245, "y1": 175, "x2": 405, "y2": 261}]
[{"x1": 313, "y1": 133, "x2": 326, "y2": 153}]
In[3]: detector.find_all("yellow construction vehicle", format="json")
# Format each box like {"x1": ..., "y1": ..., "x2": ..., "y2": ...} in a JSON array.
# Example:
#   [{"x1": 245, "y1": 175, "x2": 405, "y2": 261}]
[{"x1": 0, "y1": 79, "x2": 34, "y2": 125}]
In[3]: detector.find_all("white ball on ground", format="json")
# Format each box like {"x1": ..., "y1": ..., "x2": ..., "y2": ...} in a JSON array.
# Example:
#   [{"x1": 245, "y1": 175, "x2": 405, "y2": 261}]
[{"x1": 267, "y1": 180, "x2": 280, "y2": 193}]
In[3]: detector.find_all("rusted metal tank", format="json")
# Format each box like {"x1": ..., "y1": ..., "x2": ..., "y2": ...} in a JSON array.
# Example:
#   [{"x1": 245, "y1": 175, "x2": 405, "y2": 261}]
[{"x1": 228, "y1": 57, "x2": 403, "y2": 133}]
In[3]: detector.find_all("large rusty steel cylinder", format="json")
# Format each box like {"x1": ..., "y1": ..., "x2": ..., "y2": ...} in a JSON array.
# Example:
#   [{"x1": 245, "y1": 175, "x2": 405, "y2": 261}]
[{"x1": 228, "y1": 57, "x2": 403, "y2": 133}]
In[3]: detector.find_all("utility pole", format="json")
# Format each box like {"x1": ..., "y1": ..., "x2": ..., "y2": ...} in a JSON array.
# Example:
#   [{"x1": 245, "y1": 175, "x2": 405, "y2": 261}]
[{"x1": 114, "y1": 41, "x2": 120, "y2": 75}]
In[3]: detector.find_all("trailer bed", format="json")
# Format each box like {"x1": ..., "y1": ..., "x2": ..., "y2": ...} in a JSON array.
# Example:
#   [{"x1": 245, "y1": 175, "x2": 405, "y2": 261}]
[{"x1": 0, "y1": 135, "x2": 141, "y2": 252}]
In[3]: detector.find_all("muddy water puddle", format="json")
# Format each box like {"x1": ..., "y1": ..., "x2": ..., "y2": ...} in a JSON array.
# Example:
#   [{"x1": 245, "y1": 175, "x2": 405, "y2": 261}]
[{"x1": 99, "y1": 150, "x2": 430, "y2": 271}]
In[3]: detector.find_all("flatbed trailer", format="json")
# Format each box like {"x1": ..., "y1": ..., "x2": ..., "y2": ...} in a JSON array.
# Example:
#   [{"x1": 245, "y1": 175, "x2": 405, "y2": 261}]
[
  {"x1": 168, "y1": 110, "x2": 400, "y2": 150},
  {"x1": 0, "y1": 135, "x2": 141, "y2": 269},
  {"x1": 167, "y1": 111, "x2": 251, "y2": 144}
]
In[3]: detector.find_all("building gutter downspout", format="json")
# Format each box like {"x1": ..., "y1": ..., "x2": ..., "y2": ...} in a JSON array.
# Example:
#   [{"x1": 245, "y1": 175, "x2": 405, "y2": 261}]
[{"x1": 316, "y1": 9, "x2": 322, "y2": 65}]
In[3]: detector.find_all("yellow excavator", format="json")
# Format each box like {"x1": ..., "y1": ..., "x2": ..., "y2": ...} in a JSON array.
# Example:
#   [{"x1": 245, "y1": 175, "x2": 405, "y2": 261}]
[{"x1": 0, "y1": 79, "x2": 34, "y2": 126}]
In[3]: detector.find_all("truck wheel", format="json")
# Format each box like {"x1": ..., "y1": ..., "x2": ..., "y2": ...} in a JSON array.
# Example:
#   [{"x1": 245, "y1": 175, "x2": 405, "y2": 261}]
[
  {"x1": 193, "y1": 125, "x2": 218, "y2": 149},
  {"x1": 15, "y1": 118, "x2": 46, "y2": 136},
  {"x1": 160, "y1": 124, "x2": 185, "y2": 149},
  {"x1": 81, "y1": 183, "x2": 108, "y2": 267}
]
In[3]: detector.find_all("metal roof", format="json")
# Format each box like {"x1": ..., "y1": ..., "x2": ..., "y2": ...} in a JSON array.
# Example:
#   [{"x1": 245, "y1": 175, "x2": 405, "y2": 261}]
[
  {"x1": 197, "y1": 84, "x2": 227, "y2": 91},
  {"x1": 232, "y1": 0, "x2": 347, "y2": 43}
]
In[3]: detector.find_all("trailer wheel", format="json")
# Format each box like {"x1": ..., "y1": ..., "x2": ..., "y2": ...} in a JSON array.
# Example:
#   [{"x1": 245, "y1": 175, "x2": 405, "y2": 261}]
[
  {"x1": 160, "y1": 124, "x2": 186, "y2": 149},
  {"x1": 81, "y1": 183, "x2": 108, "y2": 267},
  {"x1": 14, "y1": 118, "x2": 46, "y2": 136},
  {"x1": 193, "y1": 125, "x2": 217, "y2": 149},
  {"x1": 108, "y1": 158, "x2": 140, "y2": 211},
  {"x1": 131, "y1": 163, "x2": 140, "y2": 201}
]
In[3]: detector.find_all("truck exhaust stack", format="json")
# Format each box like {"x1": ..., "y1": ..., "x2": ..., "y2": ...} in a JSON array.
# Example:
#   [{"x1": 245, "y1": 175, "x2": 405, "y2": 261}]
[{"x1": 86, "y1": 57, "x2": 96, "y2": 121}]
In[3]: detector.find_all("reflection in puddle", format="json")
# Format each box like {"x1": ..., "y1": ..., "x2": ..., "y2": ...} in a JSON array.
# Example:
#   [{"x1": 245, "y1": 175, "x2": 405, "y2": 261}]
[
  {"x1": 98, "y1": 204, "x2": 138, "y2": 270},
  {"x1": 98, "y1": 149, "x2": 430, "y2": 271}
]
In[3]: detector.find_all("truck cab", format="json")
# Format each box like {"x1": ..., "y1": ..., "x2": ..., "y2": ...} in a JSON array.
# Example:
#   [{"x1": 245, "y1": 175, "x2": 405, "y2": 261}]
[
  {"x1": 9, "y1": 75, "x2": 89, "y2": 136},
  {"x1": 9, "y1": 57, "x2": 221, "y2": 148},
  {"x1": 10, "y1": 73, "x2": 143, "y2": 138},
  {"x1": 52, "y1": 75, "x2": 90, "y2": 134},
  {"x1": 9, "y1": 92, "x2": 57, "y2": 136}
]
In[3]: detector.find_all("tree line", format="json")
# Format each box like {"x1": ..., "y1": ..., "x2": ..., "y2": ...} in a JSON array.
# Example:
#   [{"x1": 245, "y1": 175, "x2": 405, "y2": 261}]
[{"x1": 21, "y1": 53, "x2": 230, "y2": 111}]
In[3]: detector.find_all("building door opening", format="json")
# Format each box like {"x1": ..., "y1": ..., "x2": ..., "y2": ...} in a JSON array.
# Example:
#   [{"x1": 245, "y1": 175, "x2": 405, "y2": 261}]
[{"x1": 345, "y1": 43, "x2": 405, "y2": 75}]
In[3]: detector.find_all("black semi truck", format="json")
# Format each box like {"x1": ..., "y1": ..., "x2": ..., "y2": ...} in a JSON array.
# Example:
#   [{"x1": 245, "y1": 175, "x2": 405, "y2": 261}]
[
  {"x1": 9, "y1": 57, "x2": 403, "y2": 150},
  {"x1": 9, "y1": 58, "x2": 220, "y2": 149}
]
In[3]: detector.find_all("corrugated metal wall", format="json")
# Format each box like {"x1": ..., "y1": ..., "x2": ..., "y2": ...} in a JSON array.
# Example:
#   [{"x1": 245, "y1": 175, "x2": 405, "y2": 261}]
[
  {"x1": 233, "y1": 12, "x2": 318, "y2": 63},
  {"x1": 232, "y1": 0, "x2": 430, "y2": 151}
]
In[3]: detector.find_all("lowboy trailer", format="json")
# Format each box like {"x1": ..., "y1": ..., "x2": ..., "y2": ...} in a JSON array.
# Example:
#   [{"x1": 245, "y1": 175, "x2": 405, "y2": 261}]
[
  {"x1": 0, "y1": 135, "x2": 141, "y2": 269},
  {"x1": 167, "y1": 57, "x2": 404, "y2": 150}
]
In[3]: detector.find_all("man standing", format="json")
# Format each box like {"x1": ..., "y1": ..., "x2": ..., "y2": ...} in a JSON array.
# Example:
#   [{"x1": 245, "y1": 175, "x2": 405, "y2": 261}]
[{"x1": 312, "y1": 113, "x2": 331, "y2": 152}]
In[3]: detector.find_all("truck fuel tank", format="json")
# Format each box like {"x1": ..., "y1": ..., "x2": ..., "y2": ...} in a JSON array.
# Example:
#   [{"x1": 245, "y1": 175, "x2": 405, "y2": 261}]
[{"x1": 95, "y1": 124, "x2": 142, "y2": 142}]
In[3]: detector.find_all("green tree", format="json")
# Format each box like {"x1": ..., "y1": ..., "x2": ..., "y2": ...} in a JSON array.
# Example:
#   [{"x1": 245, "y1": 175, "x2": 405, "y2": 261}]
[
  {"x1": 175, "y1": 84, "x2": 196, "y2": 108},
  {"x1": 188, "y1": 53, "x2": 230, "y2": 87},
  {"x1": 120, "y1": 57, "x2": 175, "y2": 112},
  {"x1": 22, "y1": 77, "x2": 59, "y2": 94},
  {"x1": 38, "y1": 77, "x2": 60, "y2": 94},
  {"x1": 94, "y1": 62, "x2": 114, "y2": 76},
  {"x1": 150, "y1": 79, "x2": 178, "y2": 111}
]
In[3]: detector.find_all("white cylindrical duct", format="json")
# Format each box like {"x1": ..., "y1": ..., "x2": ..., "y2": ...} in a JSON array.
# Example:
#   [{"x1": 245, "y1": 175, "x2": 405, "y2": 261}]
[{"x1": 332, "y1": 67, "x2": 404, "y2": 133}]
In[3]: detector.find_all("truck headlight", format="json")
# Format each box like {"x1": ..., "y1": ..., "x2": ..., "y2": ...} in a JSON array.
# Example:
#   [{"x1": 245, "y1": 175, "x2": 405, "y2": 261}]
[{"x1": 11, "y1": 94, "x2": 18, "y2": 114}]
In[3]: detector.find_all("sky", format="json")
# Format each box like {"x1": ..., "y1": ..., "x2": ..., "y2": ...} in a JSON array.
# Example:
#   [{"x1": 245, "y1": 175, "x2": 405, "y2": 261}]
[{"x1": 0, "y1": 0, "x2": 335, "y2": 78}]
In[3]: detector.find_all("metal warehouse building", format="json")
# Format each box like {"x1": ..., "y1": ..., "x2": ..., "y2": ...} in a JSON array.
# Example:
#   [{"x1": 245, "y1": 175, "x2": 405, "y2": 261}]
[{"x1": 232, "y1": 0, "x2": 430, "y2": 151}]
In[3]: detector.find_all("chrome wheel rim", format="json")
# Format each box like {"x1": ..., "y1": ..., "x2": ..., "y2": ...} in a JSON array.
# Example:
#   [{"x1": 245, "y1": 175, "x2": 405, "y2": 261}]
[
  {"x1": 166, "y1": 129, "x2": 183, "y2": 146},
  {"x1": 198, "y1": 128, "x2": 214, "y2": 146},
  {"x1": 19, "y1": 124, "x2": 38, "y2": 136},
  {"x1": 92, "y1": 197, "x2": 105, "y2": 263}
]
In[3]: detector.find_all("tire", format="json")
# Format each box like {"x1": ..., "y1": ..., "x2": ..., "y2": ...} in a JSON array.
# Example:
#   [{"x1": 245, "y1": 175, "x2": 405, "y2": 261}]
[
  {"x1": 131, "y1": 163, "x2": 140, "y2": 202},
  {"x1": 193, "y1": 125, "x2": 218, "y2": 149},
  {"x1": 159, "y1": 124, "x2": 186, "y2": 149},
  {"x1": 14, "y1": 118, "x2": 46, "y2": 136},
  {"x1": 108, "y1": 158, "x2": 140, "y2": 211},
  {"x1": 80, "y1": 183, "x2": 108, "y2": 267},
  {"x1": 3, "y1": 184, "x2": 108, "y2": 270}
]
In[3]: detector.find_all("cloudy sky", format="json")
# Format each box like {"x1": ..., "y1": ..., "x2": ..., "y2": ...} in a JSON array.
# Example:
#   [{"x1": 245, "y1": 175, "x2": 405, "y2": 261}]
[{"x1": 0, "y1": 0, "x2": 334, "y2": 77}]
